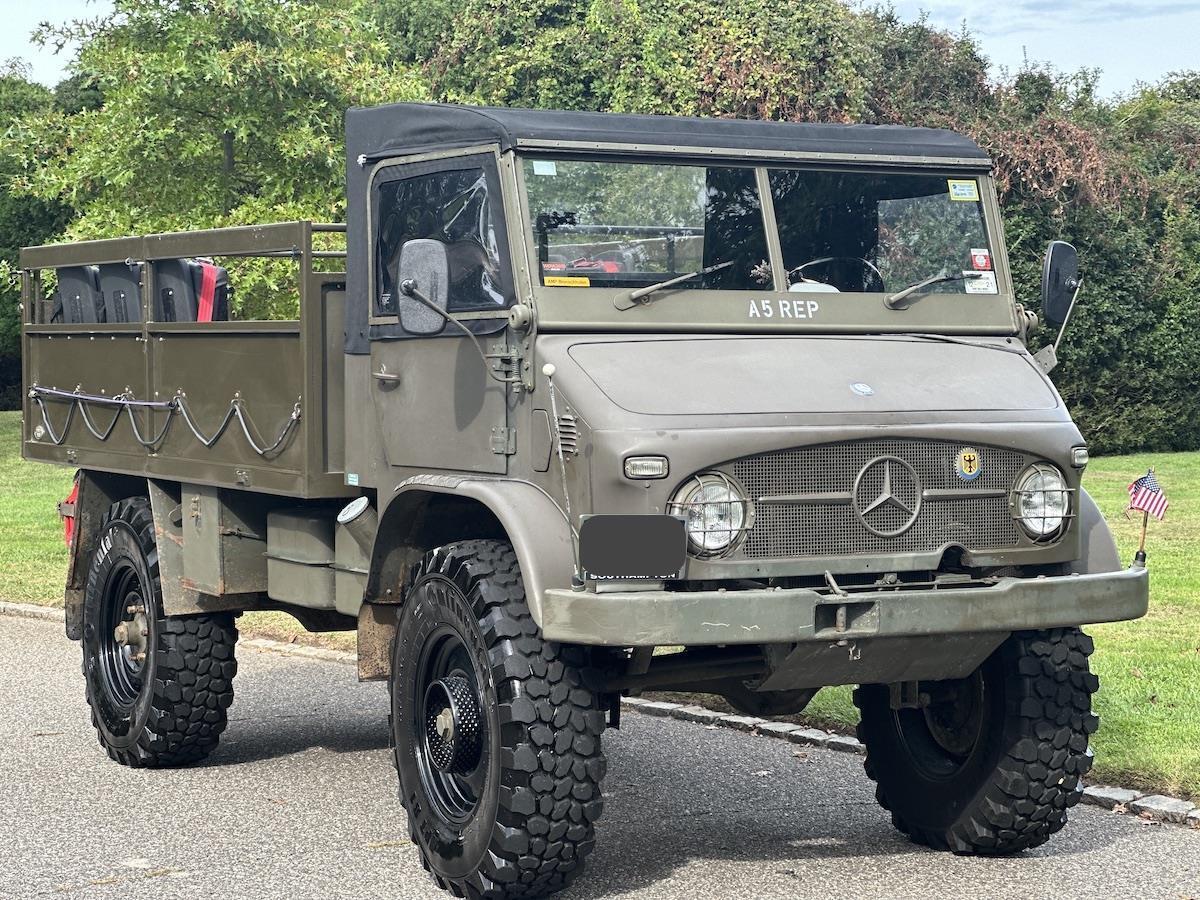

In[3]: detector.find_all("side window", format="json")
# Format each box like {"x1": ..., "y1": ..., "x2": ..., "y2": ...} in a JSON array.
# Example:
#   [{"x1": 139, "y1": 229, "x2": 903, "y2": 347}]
[{"x1": 375, "y1": 165, "x2": 510, "y2": 317}]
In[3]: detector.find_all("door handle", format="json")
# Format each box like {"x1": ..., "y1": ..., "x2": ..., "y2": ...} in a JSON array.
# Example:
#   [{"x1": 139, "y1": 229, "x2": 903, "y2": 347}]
[{"x1": 372, "y1": 367, "x2": 402, "y2": 384}]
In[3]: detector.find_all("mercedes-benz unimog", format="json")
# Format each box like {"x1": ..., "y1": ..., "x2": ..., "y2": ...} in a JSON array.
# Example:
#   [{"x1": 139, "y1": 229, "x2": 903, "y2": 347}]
[{"x1": 20, "y1": 103, "x2": 1148, "y2": 898}]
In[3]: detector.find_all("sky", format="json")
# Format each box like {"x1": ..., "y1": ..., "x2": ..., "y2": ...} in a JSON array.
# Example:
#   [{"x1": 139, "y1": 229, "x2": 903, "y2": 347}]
[
  {"x1": 887, "y1": 0, "x2": 1200, "y2": 94},
  {"x1": 1, "y1": 0, "x2": 1196, "y2": 96}
]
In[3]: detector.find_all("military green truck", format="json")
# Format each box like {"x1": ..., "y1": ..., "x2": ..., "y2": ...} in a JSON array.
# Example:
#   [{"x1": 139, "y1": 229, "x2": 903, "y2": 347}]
[{"x1": 21, "y1": 103, "x2": 1148, "y2": 898}]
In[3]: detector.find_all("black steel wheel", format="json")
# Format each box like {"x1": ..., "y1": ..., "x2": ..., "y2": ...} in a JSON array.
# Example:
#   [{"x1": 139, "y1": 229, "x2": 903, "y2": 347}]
[
  {"x1": 81, "y1": 496, "x2": 238, "y2": 767},
  {"x1": 415, "y1": 619, "x2": 490, "y2": 824},
  {"x1": 890, "y1": 670, "x2": 987, "y2": 780},
  {"x1": 391, "y1": 540, "x2": 607, "y2": 899},
  {"x1": 855, "y1": 628, "x2": 1099, "y2": 854}
]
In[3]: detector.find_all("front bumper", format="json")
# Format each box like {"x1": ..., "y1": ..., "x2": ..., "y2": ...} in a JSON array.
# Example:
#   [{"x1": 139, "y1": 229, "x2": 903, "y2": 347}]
[{"x1": 540, "y1": 565, "x2": 1149, "y2": 647}]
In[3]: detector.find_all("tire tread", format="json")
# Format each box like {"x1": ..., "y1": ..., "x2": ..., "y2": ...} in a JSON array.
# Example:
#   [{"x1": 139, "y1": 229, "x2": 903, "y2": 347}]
[
  {"x1": 396, "y1": 540, "x2": 605, "y2": 900},
  {"x1": 85, "y1": 497, "x2": 237, "y2": 768},
  {"x1": 854, "y1": 627, "x2": 1097, "y2": 855}
]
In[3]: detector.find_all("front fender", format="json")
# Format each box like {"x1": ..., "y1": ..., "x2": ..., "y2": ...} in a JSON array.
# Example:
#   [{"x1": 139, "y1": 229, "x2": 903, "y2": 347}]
[
  {"x1": 381, "y1": 476, "x2": 575, "y2": 626},
  {"x1": 1072, "y1": 488, "x2": 1122, "y2": 574}
]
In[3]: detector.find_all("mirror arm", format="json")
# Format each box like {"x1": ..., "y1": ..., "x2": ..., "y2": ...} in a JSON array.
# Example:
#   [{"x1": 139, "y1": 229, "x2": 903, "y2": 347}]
[
  {"x1": 1051, "y1": 275, "x2": 1084, "y2": 355},
  {"x1": 399, "y1": 280, "x2": 519, "y2": 386}
]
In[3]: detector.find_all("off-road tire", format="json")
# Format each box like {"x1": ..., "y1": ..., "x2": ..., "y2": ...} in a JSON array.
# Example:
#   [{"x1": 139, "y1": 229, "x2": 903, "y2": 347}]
[
  {"x1": 854, "y1": 628, "x2": 1098, "y2": 854},
  {"x1": 390, "y1": 540, "x2": 607, "y2": 899},
  {"x1": 82, "y1": 496, "x2": 238, "y2": 767}
]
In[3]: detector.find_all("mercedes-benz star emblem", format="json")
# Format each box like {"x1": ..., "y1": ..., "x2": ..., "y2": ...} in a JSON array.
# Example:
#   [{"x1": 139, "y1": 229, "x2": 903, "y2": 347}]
[{"x1": 852, "y1": 456, "x2": 922, "y2": 538}]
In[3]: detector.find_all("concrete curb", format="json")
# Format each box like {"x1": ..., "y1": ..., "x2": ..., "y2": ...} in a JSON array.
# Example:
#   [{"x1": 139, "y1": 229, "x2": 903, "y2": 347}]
[
  {"x1": 618, "y1": 695, "x2": 1200, "y2": 830},
  {"x1": 239, "y1": 637, "x2": 357, "y2": 667},
  {"x1": 619, "y1": 696, "x2": 866, "y2": 755},
  {"x1": 0, "y1": 600, "x2": 358, "y2": 666},
  {"x1": 0, "y1": 601, "x2": 67, "y2": 623},
  {"x1": 4, "y1": 601, "x2": 1196, "y2": 830}
]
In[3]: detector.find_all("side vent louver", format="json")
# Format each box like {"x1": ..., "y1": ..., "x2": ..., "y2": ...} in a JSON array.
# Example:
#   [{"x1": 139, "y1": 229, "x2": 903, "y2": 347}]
[{"x1": 556, "y1": 413, "x2": 579, "y2": 457}]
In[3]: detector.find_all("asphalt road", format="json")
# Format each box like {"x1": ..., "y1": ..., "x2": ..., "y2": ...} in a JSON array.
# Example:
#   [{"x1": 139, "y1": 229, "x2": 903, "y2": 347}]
[{"x1": 2, "y1": 615, "x2": 1199, "y2": 900}]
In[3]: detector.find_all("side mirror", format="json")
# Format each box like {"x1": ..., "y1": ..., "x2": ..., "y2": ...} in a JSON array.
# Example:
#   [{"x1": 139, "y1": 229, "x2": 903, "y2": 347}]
[
  {"x1": 1041, "y1": 240, "x2": 1080, "y2": 328},
  {"x1": 396, "y1": 239, "x2": 449, "y2": 335}
]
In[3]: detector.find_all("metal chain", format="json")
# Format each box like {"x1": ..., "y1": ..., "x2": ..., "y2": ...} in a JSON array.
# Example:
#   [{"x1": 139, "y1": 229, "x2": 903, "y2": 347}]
[{"x1": 28, "y1": 385, "x2": 302, "y2": 458}]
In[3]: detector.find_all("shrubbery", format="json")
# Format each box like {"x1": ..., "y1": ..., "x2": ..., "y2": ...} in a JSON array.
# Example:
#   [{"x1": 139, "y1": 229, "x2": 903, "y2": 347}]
[{"x1": 3, "y1": 0, "x2": 1198, "y2": 452}]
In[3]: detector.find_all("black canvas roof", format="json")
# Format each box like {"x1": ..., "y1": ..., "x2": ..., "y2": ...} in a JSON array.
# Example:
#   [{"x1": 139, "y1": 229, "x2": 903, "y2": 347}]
[
  {"x1": 345, "y1": 102, "x2": 990, "y2": 164},
  {"x1": 342, "y1": 103, "x2": 990, "y2": 355}
]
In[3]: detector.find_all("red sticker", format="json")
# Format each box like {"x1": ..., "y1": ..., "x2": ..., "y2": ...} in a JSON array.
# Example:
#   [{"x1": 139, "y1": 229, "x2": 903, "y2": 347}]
[{"x1": 970, "y1": 248, "x2": 992, "y2": 271}]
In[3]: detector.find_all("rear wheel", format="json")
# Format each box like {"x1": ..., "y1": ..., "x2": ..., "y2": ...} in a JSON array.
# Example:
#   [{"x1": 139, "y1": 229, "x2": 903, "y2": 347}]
[
  {"x1": 390, "y1": 540, "x2": 607, "y2": 899},
  {"x1": 854, "y1": 628, "x2": 1098, "y2": 854},
  {"x1": 82, "y1": 496, "x2": 238, "y2": 767}
]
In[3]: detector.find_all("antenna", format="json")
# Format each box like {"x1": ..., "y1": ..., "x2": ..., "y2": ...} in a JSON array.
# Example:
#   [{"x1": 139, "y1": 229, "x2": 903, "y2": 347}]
[{"x1": 543, "y1": 363, "x2": 584, "y2": 589}]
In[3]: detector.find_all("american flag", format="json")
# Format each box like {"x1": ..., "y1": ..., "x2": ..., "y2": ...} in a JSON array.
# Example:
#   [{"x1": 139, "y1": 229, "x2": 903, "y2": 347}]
[{"x1": 1128, "y1": 469, "x2": 1169, "y2": 520}]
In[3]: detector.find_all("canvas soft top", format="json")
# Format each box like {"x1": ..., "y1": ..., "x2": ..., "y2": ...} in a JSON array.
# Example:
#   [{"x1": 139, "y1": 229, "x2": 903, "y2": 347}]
[
  {"x1": 345, "y1": 102, "x2": 991, "y2": 165},
  {"x1": 343, "y1": 103, "x2": 992, "y2": 354}
]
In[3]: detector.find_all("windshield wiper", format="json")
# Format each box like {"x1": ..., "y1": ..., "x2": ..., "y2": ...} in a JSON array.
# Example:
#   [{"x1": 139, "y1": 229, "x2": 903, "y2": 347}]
[
  {"x1": 885, "y1": 271, "x2": 983, "y2": 309},
  {"x1": 893, "y1": 333, "x2": 1027, "y2": 356},
  {"x1": 616, "y1": 260, "x2": 734, "y2": 310}
]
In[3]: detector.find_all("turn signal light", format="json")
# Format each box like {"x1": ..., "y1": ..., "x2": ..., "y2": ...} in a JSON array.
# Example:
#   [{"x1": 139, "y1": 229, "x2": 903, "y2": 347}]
[{"x1": 624, "y1": 456, "x2": 669, "y2": 479}]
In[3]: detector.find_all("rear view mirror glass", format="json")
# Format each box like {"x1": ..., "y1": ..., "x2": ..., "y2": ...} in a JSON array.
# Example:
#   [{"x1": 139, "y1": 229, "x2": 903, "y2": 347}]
[
  {"x1": 397, "y1": 239, "x2": 450, "y2": 336},
  {"x1": 1041, "y1": 241, "x2": 1080, "y2": 328}
]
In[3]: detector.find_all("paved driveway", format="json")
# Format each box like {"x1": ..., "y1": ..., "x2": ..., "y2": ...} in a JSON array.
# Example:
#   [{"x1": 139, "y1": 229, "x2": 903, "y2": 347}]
[{"x1": 2, "y1": 615, "x2": 1198, "y2": 899}]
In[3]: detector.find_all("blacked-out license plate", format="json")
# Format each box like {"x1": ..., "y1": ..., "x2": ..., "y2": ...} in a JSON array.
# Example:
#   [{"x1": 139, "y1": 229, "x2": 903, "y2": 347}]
[{"x1": 579, "y1": 515, "x2": 687, "y2": 581}]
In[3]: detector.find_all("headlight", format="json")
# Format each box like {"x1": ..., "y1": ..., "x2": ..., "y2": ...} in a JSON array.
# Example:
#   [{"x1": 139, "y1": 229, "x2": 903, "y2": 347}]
[
  {"x1": 1013, "y1": 463, "x2": 1069, "y2": 538},
  {"x1": 668, "y1": 472, "x2": 750, "y2": 556}
]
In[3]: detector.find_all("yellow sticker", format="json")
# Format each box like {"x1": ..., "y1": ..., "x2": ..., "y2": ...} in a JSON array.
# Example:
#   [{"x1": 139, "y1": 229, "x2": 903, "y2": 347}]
[
  {"x1": 544, "y1": 275, "x2": 591, "y2": 287},
  {"x1": 955, "y1": 447, "x2": 982, "y2": 481},
  {"x1": 948, "y1": 179, "x2": 980, "y2": 202}
]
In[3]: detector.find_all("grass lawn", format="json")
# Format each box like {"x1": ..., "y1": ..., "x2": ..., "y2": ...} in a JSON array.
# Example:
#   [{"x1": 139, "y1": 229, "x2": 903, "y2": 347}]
[{"x1": 1, "y1": 410, "x2": 1196, "y2": 798}]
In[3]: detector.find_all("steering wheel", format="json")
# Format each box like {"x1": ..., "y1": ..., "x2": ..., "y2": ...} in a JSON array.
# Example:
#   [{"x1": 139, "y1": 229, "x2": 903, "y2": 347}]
[{"x1": 789, "y1": 256, "x2": 885, "y2": 292}]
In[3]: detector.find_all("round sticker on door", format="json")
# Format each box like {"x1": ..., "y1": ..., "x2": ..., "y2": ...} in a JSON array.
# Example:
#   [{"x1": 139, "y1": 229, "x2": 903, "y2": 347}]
[{"x1": 955, "y1": 447, "x2": 982, "y2": 481}]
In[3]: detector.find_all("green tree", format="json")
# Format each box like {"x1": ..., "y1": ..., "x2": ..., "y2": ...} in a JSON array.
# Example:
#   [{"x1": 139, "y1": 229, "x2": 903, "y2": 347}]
[
  {"x1": 0, "y1": 62, "x2": 74, "y2": 407},
  {"x1": 5, "y1": 0, "x2": 427, "y2": 317},
  {"x1": 6, "y1": 0, "x2": 1200, "y2": 451}
]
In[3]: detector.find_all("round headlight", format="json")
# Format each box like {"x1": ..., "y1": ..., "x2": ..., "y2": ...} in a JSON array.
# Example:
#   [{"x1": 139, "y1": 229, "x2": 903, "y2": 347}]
[
  {"x1": 669, "y1": 473, "x2": 749, "y2": 556},
  {"x1": 1013, "y1": 463, "x2": 1069, "y2": 538}
]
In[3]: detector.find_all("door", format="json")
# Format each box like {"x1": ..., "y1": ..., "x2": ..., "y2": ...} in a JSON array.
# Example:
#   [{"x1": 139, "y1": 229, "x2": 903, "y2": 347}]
[{"x1": 367, "y1": 153, "x2": 515, "y2": 474}]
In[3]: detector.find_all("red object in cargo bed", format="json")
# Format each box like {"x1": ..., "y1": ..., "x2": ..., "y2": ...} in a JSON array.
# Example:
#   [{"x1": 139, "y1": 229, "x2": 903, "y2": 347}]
[{"x1": 197, "y1": 261, "x2": 219, "y2": 322}]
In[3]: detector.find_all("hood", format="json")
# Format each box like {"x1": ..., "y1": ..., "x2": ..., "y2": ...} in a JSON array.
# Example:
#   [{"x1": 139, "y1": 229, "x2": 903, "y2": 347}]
[{"x1": 566, "y1": 336, "x2": 1058, "y2": 417}]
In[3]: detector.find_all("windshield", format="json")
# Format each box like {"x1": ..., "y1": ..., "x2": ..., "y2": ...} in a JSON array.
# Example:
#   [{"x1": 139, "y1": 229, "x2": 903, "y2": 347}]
[
  {"x1": 768, "y1": 170, "x2": 995, "y2": 296},
  {"x1": 523, "y1": 158, "x2": 997, "y2": 298},
  {"x1": 523, "y1": 159, "x2": 771, "y2": 291}
]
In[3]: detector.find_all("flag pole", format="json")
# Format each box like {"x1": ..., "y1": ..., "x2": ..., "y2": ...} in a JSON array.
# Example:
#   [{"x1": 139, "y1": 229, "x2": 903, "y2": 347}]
[{"x1": 1135, "y1": 510, "x2": 1149, "y2": 566}]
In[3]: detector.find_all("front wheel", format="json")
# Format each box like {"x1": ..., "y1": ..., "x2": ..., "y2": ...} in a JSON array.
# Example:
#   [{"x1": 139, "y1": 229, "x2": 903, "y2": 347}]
[
  {"x1": 854, "y1": 628, "x2": 1099, "y2": 854},
  {"x1": 390, "y1": 540, "x2": 607, "y2": 899}
]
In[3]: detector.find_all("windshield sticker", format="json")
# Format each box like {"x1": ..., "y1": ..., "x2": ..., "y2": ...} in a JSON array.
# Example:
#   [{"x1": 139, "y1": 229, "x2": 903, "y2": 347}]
[
  {"x1": 531, "y1": 160, "x2": 558, "y2": 176},
  {"x1": 963, "y1": 270, "x2": 997, "y2": 293},
  {"x1": 970, "y1": 248, "x2": 992, "y2": 270},
  {"x1": 748, "y1": 298, "x2": 819, "y2": 319},
  {"x1": 948, "y1": 179, "x2": 980, "y2": 202},
  {"x1": 545, "y1": 275, "x2": 591, "y2": 287}
]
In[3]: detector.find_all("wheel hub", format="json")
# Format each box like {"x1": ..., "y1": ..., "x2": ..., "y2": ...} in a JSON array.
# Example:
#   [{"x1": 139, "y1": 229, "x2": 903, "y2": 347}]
[
  {"x1": 423, "y1": 676, "x2": 482, "y2": 775},
  {"x1": 921, "y1": 675, "x2": 985, "y2": 758},
  {"x1": 113, "y1": 608, "x2": 149, "y2": 666}
]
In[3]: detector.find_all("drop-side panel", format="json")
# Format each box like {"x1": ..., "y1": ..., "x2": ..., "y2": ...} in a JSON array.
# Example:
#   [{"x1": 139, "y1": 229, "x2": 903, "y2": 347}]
[{"x1": 23, "y1": 278, "x2": 352, "y2": 498}]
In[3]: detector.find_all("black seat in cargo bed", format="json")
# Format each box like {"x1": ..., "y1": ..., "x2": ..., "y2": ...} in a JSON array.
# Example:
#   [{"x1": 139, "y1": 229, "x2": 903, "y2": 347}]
[
  {"x1": 54, "y1": 266, "x2": 103, "y2": 324},
  {"x1": 98, "y1": 262, "x2": 143, "y2": 323}
]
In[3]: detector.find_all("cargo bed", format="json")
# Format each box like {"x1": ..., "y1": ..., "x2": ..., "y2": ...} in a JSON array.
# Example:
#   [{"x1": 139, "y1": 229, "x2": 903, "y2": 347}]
[{"x1": 20, "y1": 221, "x2": 352, "y2": 498}]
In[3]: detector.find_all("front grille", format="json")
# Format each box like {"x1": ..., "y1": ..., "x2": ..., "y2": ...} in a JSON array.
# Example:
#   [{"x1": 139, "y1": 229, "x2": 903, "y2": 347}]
[{"x1": 728, "y1": 439, "x2": 1028, "y2": 559}]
